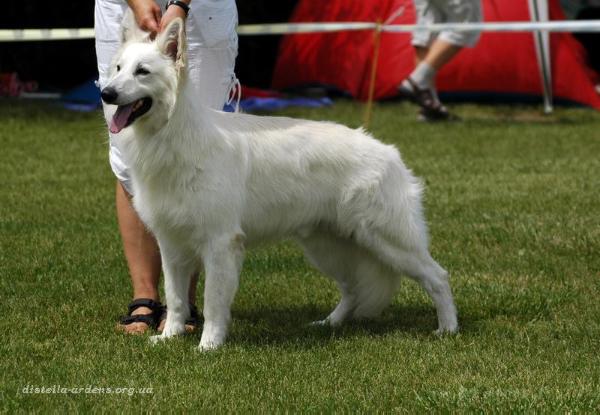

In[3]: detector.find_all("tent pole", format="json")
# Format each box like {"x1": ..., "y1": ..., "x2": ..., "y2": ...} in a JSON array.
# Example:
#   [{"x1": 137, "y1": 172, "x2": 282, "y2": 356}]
[
  {"x1": 529, "y1": 0, "x2": 553, "y2": 114},
  {"x1": 363, "y1": 20, "x2": 382, "y2": 128}
]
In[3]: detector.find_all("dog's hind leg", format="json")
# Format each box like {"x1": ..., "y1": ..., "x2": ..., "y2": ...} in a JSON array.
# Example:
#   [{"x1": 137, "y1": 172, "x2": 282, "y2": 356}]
[
  {"x1": 297, "y1": 231, "x2": 399, "y2": 326},
  {"x1": 198, "y1": 232, "x2": 245, "y2": 351},
  {"x1": 344, "y1": 167, "x2": 458, "y2": 333},
  {"x1": 397, "y1": 251, "x2": 457, "y2": 334},
  {"x1": 351, "y1": 258, "x2": 400, "y2": 321},
  {"x1": 357, "y1": 228, "x2": 458, "y2": 334}
]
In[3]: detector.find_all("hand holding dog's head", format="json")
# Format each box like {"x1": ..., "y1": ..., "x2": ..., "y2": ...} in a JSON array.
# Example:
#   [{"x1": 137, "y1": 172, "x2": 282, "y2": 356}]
[{"x1": 121, "y1": 8, "x2": 154, "y2": 44}]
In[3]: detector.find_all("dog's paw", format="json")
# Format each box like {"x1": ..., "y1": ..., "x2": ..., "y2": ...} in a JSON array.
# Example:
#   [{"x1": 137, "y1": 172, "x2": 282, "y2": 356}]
[
  {"x1": 433, "y1": 325, "x2": 459, "y2": 336},
  {"x1": 309, "y1": 319, "x2": 330, "y2": 327},
  {"x1": 197, "y1": 338, "x2": 223, "y2": 352},
  {"x1": 161, "y1": 322, "x2": 186, "y2": 338},
  {"x1": 149, "y1": 334, "x2": 167, "y2": 345},
  {"x1": 198, "y1": 322, "x2": 226, "y2": 351}
]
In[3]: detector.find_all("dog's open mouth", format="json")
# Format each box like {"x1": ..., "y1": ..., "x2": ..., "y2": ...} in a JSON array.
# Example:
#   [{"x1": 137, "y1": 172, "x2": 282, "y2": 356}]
[{"x1": 109, "y1": 97, "x2": 153, "y2": 134}]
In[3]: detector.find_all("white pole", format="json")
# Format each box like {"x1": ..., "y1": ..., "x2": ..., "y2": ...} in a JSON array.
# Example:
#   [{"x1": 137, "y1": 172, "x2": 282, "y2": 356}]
[{"x1": 528, "y1": 0, "x2": 553, "y2": 113}]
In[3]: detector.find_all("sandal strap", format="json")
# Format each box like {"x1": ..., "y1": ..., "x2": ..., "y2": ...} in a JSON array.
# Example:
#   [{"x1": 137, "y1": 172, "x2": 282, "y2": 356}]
[
  {"x1": 119, "y1": 314, "x2": 157, "y2": 327},
  {"x1": 119, "y1": 298, "x2": 165, "y2": 329},
  {"x1": 126, "y1": 298, "x2": 163, "y2": 315},
  {"x1": 406, "y1": 77, "x2": 437, "y2": 108}
]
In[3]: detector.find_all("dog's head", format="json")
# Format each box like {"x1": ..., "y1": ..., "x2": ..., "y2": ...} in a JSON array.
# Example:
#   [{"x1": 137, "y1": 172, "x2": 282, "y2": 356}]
[{"x1": 101, "y1": 11, "x2": 186, "y2": 135}]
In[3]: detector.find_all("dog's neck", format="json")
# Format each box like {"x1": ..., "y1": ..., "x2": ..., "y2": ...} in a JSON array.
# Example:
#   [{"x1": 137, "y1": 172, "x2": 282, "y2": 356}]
[{"x1": 123, "y1": 75, "x2": 220, "y2": 190}]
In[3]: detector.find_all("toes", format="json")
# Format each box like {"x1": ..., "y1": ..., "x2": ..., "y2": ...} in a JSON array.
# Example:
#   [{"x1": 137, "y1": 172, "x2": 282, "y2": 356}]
[
  {"x1": 198, "y1": 340, "x2": 221, "y2": 352},
  {"x1": 117, "y1": 322, "x2": 150, "y2": 335},
  {"x1": 149, "y1": 334, "x2": 165, "y2": 345},
  {"x1": 434, "y1": 326, "x2": 459, "y2": 336}
]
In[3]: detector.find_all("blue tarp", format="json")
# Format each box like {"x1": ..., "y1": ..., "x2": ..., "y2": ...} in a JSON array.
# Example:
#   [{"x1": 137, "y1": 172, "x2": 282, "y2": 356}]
[
  {"x1": 62, "y1": 80, "x2": 101, "y2": 111},
  {"x1": 233, "y1": 96, "x2": 333, "y2": 112},
  {"x1": 62, "y1": 79, "x2": 334, "y2": 113}
]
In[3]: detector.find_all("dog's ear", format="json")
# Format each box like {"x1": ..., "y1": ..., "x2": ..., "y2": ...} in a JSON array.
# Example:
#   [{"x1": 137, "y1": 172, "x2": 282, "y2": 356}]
[
  {"x1": 157, "y1": 18, "x2": 186, "y2": 66},
  {"x1": 121, "y1": 9, "x2": 152, "y2": 44}
]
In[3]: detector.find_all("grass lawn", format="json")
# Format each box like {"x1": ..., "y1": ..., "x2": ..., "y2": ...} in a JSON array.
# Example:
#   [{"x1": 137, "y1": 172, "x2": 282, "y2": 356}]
[{"x1": 1, "y1": 99, "x2": 599, "y2": 412}]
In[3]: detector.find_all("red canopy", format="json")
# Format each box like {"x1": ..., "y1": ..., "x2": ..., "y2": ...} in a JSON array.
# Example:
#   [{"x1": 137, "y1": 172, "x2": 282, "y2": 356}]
[{"x1": 272, "y1": 0, "x2": 600, "y2": 109}]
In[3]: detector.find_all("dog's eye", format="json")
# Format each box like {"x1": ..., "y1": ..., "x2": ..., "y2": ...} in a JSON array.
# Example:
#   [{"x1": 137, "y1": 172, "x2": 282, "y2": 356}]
[
  {"x1": 135, "y1": 67, "x2": 150, "y2": 76},
  {"x1": 116, "y1": 65, "x2": 121, "y2": 72}
]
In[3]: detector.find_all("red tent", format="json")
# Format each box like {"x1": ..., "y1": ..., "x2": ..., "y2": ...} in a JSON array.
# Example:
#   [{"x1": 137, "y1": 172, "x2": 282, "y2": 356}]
[{"x1": 272, "y1": 0, "x2": 600, "y2": 110}]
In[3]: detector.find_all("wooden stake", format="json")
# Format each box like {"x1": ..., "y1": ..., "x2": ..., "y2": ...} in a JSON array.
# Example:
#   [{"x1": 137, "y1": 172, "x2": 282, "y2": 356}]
[{"x1": 363, "y1": 20, "x2": 382, "y2": 129}]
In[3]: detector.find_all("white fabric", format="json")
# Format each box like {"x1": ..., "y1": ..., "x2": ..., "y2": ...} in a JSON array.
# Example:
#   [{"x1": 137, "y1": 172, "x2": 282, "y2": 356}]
[
  {"x1": 412, "y1": 0, "x2": 482, "y2": 48},
  {"x1": 94, "y1": 0, "x2": 238, "y2": 194}
]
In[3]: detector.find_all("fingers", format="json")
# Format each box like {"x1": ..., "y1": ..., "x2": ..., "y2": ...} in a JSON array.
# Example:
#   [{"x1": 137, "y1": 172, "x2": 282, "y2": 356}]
[
  {"x1": 153, "y1": 6, "x2": 163, "y2": 32},
  {"x1": 131, "y1": 0, "x2": 161, "y2": 34},
  {"x1": 140, "y1": 15, "x2": 159, "y2": 33},
  {"x1": 159, "y1": 5, "x2": 187, "y2": 32}
]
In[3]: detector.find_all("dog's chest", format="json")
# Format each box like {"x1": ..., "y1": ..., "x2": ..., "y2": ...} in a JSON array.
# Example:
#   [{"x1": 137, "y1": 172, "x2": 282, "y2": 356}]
[{"x1": 136, "y1": 189, "x2": 203, "y2": 240}]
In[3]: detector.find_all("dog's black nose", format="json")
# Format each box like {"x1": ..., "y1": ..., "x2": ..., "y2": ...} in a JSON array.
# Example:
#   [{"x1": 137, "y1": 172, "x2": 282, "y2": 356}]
[{"x1": 101, "y1": 87, "x2": 118, "y2": 104}]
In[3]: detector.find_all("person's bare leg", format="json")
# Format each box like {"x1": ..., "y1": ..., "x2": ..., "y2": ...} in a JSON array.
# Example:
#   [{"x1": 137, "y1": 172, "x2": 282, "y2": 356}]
[
  {"x1": 188, "y1": 274, "x2": 198, "y2": 302},
  {"x1": 415, "y1": 45, "x2": 428, "y2": 65},
  {"x1": 116, "y1": 181, "x2": 199, "y2": 333},
  {"x1": 400, "y1": 40, "x2": 462, "y2": 119},
  {"x1": 116, "y1": 181, "x2": 162, "y2": 334},
  {"x1": 406, "y1": 40, "x2": 462, "y2": 90},
  {"x1": 423, "y1": 39, "x2": 462, "y2": 70}
]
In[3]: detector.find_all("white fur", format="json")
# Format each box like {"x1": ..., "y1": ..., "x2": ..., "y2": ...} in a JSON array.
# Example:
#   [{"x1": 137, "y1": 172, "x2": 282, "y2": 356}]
[{"x1": 103, "y1": 17, "x2": 458, "y2": 351}]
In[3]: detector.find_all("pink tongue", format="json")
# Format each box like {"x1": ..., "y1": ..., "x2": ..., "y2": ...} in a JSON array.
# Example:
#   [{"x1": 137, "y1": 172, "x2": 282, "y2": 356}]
[{"x1": 109, "y1": 103, "x2": 135, "y2": 134}]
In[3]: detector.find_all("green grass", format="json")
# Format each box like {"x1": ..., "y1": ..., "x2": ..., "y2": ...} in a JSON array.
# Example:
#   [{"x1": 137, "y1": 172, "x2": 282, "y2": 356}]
[{"x1": 1, "y1": 99, "x2": 599, "y2": 412}]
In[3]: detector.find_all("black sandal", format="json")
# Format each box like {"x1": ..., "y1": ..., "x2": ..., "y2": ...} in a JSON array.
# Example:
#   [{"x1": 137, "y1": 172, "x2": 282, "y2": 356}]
[
  {"x1": 118, "y1": 298, "x2": 165, "y2": 332},
  {"x1": 186, "y1": 303, "x2": 199, "y2": 329}
]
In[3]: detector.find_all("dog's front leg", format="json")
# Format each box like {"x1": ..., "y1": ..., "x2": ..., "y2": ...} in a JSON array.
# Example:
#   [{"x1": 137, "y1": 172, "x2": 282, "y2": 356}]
[
  {"x1": 199, "y1": 233, "x2": 245, "y2": 351},
  {"x1": 150, "y1": 241, "x2": 194, "y2": 344}
]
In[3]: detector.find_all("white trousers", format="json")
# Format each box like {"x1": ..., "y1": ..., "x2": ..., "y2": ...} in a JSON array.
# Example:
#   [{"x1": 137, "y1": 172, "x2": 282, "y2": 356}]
[
  {"x1": 95, "y1": 0, "x2": 238, "y2": 194},
  {"x1": 412, "y1": 0, "x2": 482, "y2": 48}
]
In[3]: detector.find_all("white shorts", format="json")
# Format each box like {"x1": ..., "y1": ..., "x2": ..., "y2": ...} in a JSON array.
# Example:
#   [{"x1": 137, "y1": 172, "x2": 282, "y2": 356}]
[
  {"x1": 95, "y1": 0, "x2": 238, "y2": 194},
  {"x1": 412, "y1": 0, "x2": 482, "y2": 48}
]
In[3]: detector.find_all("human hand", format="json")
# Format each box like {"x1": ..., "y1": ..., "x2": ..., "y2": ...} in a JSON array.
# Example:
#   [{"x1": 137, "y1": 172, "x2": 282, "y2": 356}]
[
  {"x1": 159, "y1": 1, "x2": 188, "y2": 32},
  {"x1": 127, "y1": 0, "x2": 162, "y2": 34}
]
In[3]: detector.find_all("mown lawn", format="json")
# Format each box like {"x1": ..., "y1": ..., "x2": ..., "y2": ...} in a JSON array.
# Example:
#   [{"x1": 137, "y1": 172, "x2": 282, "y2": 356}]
[{"x1": 1, "y1": 100, "x2": 599, "y2": 412}]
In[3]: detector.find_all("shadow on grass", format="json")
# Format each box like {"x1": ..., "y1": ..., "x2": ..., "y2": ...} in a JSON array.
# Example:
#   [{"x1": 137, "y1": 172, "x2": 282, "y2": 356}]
[
  {"x1": 216, "y1": 302, "x2": 452, "y2": 348},
  {"x1": 170, "y1": 294, "x2": 551, "y2": 349},
  {"x1": 377, "y1": 97, "x2": 597, "y2": 124}
]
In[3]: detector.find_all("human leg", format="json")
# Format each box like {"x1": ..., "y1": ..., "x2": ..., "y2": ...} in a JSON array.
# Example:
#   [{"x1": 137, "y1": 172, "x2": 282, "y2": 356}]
[
  {"x1": 400, "y1": 0, "x2": 481, "y2": 120},
  {"x1": 116, "y1": 179, "x2": 200, "y2": 333},
  {"x1": 96, "y1": 0, "x2": 201, "y2": 333},
  {"x1": 95, "y1": 0, "x2": 159, "y2": 333},
  {"x1": 116, "y1": 182, "x2": 161, "y2": 303},
  {"x1": 399, "y1": 0, "x2": 450, "y2": 119}
]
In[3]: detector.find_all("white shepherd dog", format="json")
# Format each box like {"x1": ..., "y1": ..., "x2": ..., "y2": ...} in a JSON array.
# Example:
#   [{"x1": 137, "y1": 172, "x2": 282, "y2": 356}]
[{"x1": 101, "y1": 15, "x2": 458, "y2": 351}]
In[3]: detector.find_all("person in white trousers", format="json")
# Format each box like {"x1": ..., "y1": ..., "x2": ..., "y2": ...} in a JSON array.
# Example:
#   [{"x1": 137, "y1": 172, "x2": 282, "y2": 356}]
[
  {"x1": 398, "y1": 0, "x2": 482, "y2": 121},
  {"x1": 95, "y1": 0, "x2": 239, "y2": 333}
]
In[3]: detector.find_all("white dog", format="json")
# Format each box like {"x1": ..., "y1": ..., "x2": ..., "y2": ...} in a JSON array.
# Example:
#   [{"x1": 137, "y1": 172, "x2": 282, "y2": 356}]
[{"x1": 101, "y1": 16, "x2": 458, "y2": 350}]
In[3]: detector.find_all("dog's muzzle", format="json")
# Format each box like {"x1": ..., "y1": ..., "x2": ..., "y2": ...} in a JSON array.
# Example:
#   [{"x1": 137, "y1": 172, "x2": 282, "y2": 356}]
[{"x1": 101, "y1": 87, "x2": 119, "y2": 104}]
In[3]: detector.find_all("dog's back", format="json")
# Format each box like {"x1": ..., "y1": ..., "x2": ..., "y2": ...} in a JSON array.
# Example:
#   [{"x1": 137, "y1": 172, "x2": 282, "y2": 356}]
[{"x1": 203, "y1": 111, "x2": 415, "y2": 245}]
